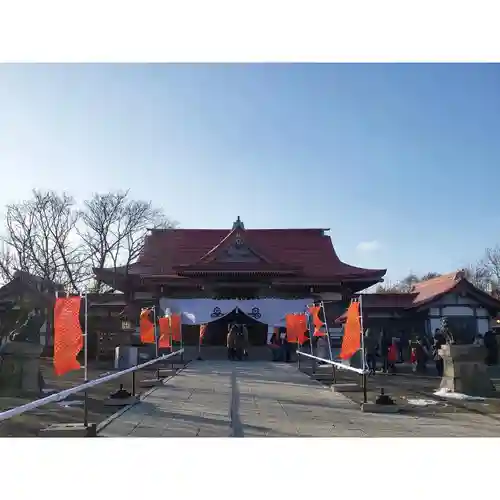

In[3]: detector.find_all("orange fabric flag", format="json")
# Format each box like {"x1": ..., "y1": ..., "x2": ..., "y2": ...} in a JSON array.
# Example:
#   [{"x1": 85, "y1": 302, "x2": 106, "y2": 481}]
[
  {"x1": 140, "y1": 308, "x2": 156, "y2": 344},
  {"x1": 199, "y1": 324, "x2": 207, "y2": 341},
  {"x1": 339, "y1": 301, "x2": 361, "y2": 360},
  {"x1": 298, "y1": 330, "x2": 308, "y2": 345},
  {"x1": 54, "y1": 297, "x2": 83, "y2": 376},
  {"x1": 309, "y1": 305, "x2": 325, "y2": 336},
  {"x1": 285, "y1": 314, "x2": 307, "y2": 343},
  {"x1": 285, "y1": 314, "x2": 298, "y2": 343},
  {"x1": 158, "y1": 317, "x2": 171, "y2": 348},
  {"x1": 170, "y1": 314, "x2": 182, "y2": 342},
  {"x1": 313, "y1": 328, "x2": 327, "y2": 337}
]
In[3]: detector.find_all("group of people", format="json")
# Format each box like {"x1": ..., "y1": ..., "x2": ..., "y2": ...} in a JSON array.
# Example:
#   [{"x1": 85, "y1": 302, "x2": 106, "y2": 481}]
[
  {"x1": 226, "y1": 323, "x2": 249, "y2": 361},
  {"x1": 363, "y1": 327, "x2": 499, "y2": 376},
  {"x1": 364, "y1": 330, "x2": 400, "y2": 375},
  {"x1": 268, "y1": 329, "x2": 293, "y2": 362}
]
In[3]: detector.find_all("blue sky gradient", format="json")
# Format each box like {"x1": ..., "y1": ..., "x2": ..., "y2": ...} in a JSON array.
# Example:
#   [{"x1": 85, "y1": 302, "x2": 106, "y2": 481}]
[{"x1": 1, "y1": 63, "x2": 499, "y2": 283}]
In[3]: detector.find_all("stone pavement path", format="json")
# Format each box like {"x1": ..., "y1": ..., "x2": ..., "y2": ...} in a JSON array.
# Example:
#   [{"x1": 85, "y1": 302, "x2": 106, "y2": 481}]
[{"x1": 98, "y1": 360, "x2": 500, "y2": 437}]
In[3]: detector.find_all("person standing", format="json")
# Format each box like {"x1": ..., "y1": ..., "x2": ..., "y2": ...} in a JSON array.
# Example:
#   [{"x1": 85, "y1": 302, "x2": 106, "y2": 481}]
[
  {"x1": 364, "y1": 328, "x2": 378, "y2": 375},
  {"x1": 397, "y1": 331, "x2": 405, "y2": 362},
  {"x1": 432, "y1": 331, "x2": 445, "y2": 377},
  {"x1": 387, "y1": 338, "x2": 398, "y2": 374},
  {"x1": 242, "y1": 324, "x2": 250, "y2": 359},
  {"x1": 484, "y1": 330, "x2": 498, "y2": 365},
  {"x1": 380, "y1": 331, "x2": 391, "y2": 374},
  {"x1": 227, "y1": 324, "x2": 237, "y2": 360}
]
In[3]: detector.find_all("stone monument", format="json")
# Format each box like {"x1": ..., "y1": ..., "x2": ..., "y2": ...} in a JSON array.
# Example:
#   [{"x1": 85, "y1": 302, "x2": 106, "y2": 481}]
[
  {"x1": 0, "y1": 309, "x2": 46, "y2": 396},
  {"x1": 438, "y1": 317, "x2": 496, "y2": 397},
  {"x1": 0, "y1": 272, "x2": 60, "y2": 397}
]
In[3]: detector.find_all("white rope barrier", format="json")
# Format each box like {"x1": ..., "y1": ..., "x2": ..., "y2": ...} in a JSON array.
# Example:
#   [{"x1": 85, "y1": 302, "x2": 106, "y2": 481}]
[
  {"x1": 0, "y1": 348, "x2": 184, "y2": 423},
  {"x1": 297, "y1": 350, "x2": 367, "y2": 375}
]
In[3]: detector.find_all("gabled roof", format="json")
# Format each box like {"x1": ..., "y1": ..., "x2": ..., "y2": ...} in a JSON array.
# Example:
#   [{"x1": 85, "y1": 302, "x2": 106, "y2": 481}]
[
  {"x1": 112, "y1": 223, "x2": 386, "y2": 282},
  {"x1": 0, "y1": 271, "x2": 63, "y2": 303},
  {"x1": 335, "y1": 270, "x2": 500, "y2": 323},
  {"x1": 188, "y1": 225, "x2": 273, "y2": 265}
]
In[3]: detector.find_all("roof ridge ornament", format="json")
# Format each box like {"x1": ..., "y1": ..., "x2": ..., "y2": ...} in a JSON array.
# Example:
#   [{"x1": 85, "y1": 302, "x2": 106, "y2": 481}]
[{"x1": 232, "y1": 216, "x2": 245, "y2": 231}]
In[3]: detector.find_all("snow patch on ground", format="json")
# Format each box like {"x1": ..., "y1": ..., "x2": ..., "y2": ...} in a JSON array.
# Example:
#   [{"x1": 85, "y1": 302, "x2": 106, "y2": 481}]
[
  {"x1": 406, "y1": 398, "x2": 439, "y2": 407},
  {"x1": 57, "y1": 400, "x2": 84, "y2": 408},
  {"x1": 433, "y1": 388, "x2": 485, "y2": 401}
]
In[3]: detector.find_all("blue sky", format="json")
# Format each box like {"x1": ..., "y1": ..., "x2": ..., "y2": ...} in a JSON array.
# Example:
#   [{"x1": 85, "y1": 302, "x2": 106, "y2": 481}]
[{"x1": 1, "y1": 63, "x2": 499, "y2": 283}]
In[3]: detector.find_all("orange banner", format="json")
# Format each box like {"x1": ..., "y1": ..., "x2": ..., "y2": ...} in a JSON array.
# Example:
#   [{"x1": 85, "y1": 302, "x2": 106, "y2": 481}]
[
  {"x1": 285, "y1": 314, "x2": 307, "y2": 344},
  {"x1": 309, "y1": 305, "x2": 325, "y2": 336},
  {"x1": 53, "y1": 297, "x2": 83, "y2": 376},
  {"x1": 158, "y1": 317, "x2": 171, "y2": 348},
  {"x1": 170, "y1": 314, "x2": 182, "y2": 342},
  {"x1": 140, "y1": 308, "x2": 155, "y2": 344},
  {"x1": 339, "y1": 301, "x2": 361, "y2": 360}
]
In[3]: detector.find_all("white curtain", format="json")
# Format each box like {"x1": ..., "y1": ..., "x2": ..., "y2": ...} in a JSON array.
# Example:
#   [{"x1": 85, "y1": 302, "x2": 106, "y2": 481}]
[
  {"x1": 237, "y1": 299, "x2": 313, "y2": 327},
  {"x1": 159, "y1": 299, "x2": 239, "y2": 325},
  {"x1": 159, "y1": 298, "x2": 313, "y2": 326}
]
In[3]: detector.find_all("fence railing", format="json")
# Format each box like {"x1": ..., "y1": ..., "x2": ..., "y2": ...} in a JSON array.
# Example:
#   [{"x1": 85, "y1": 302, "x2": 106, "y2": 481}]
[
  {"x1": 296, "y1": 350, "x2": 368, "y2": 403},
  {"x1": 0, "y1": 348, "x2": 185, "y2": 424}
]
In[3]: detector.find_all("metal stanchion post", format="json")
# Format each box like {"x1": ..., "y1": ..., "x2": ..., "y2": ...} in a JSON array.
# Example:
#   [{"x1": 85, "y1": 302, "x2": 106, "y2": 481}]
[
  {"x1": 132, "y1": 370, "x2": 136, "y2": 397},
  {"x1": 83, "y1": 291, "x2": 89, "y2": 428}
]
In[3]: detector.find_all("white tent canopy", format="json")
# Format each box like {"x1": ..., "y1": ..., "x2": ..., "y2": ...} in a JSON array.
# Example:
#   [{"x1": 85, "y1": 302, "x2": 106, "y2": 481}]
[{"x1": 158, "y1": 298, "x2": 313, "y2": 327}]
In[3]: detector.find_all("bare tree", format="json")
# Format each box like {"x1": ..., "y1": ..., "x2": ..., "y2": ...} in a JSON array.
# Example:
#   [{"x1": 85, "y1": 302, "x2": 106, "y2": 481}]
[
  {"x1": 79, "y1": 190, "x2": 177, "y2": 292},
  {"x1": 0, "y1": 190, "x2": 89, "y2": 291},
  {"x1": 375, "y1": 283, "x2": 401, "y2": 293},
  {"x1": 375, "y1": 272, "x2": 441, "y2": 293},
  {"x1": 420, "y1": 272, "x2": 441, "y2": 281},
  {"x1": 463, "y1": 263, "x2": 492, "y2": 292},
  {"x1": 480, "y1": 245, "x2": 500, "y2": 289},
  {"x1": 397, "y1": 273, "x2": 420, "y2": 292}
]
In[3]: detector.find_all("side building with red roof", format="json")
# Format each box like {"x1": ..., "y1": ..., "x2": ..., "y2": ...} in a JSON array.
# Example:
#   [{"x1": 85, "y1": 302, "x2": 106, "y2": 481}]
[
  {"x1": 94, "y1": 217, "x2": 386, "y2": 348},
  {"x1": 335, "y1": 271, "x2": 500, "y2": 344}
]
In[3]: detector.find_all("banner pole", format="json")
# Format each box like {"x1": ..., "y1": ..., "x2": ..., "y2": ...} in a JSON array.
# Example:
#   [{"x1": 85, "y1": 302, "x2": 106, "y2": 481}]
[
  {"x1": 153, "y1": 306, "x2": 159, "y2": 379},
  {"x1": 169, "y1": 314, "x2": 174, "y2": 370},
  {"x1": 359, "y1": 295, "x2": 367, "y2": 403},
  {"x1": 308, "y1": 309, "x2": 316, "y2": 374},
  {"x1": 83, "y1": 291, "x2": 89, "y2": 428},
  {"x1": 197, "y1": 324, "x2": 203, "y2": 361},
  {"x1": 320, "y1": 300, "x2": 336, "y2": 383},
  {"x1": 180, "y1": 315, "x2": 184, "y2": 364}
]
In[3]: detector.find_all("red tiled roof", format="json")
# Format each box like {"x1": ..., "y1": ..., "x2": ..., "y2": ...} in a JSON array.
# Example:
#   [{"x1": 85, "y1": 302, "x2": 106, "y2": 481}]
[
  {"x1": 334, "y1": 293, "x2": 415, "y2": 323},
  {"x1": 410, "y1": 271, "x2": 466, "y2": 307},
  {"x1": 123, "y1": 228, "x2": 386, "y2": 281},
  {"x1": 335, "y1": 270, "x2": 500, "y2": 323}
]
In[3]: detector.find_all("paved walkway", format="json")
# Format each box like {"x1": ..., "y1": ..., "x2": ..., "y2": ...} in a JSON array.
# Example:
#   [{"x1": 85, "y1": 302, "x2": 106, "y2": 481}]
[{"x1": 98, "y1": 361, "x2": 500, "y2": 437}]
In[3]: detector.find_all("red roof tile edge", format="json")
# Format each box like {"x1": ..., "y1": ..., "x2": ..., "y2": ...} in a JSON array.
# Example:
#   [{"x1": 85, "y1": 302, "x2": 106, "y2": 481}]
[
  {"x1": 335, "y1": 271, "x2": 500, "y2": 323},
  {"x1": 97, "y1": 227, "x2": 387, "y2": 282}
]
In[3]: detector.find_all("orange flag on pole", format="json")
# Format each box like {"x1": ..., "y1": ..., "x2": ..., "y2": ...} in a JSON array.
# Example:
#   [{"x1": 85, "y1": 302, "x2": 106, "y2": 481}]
[
  {"x1": 170, "y1": 314, "x2": 182, "y2": 342},
  {"x1": 140, "y1": 308, "x2": 155, "y2": 344},
  {"x1": 285, "y1": 314, "x2": 298, "y2": 343},
  {"x1": 339, "y1": 301, "x2": 361, "y2": 360},
  {"x1": 158, "y1": 317, "x2": 171, "y2": 348},
  {"x1": 285, "y1": 314, "x2": 307, "y2": 343},
  {"x1": 309, "y1": 305, "x2": 325, "y2": 336},
  {"x1": 54, "y1": 297, "x2": 83, "y2": 376}
]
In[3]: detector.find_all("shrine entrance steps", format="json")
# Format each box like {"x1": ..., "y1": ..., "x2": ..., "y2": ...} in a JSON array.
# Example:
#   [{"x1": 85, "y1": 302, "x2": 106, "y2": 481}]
[{"x1": 183, "y1": 346, "x2": 273, "y2": 361}]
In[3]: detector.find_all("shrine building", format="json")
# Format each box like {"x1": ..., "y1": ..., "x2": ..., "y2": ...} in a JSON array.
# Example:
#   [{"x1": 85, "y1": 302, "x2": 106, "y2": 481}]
[
  {"x1": 335, "y1": 271, "x2": 500, "y2": 343},
  {"x1": 93, "y1": 217, "x2": 386, "y2": 353}
]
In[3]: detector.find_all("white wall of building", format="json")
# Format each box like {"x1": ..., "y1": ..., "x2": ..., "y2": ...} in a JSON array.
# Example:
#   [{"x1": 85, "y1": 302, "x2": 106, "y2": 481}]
[{"x1": 427, "y1": 292, "x2": 493, "y2": 336}]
